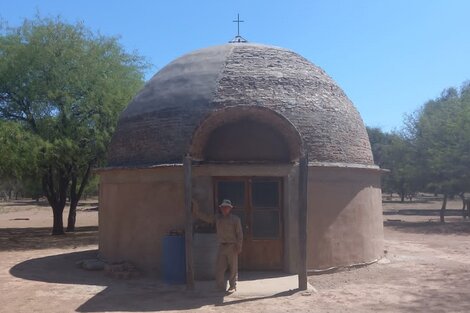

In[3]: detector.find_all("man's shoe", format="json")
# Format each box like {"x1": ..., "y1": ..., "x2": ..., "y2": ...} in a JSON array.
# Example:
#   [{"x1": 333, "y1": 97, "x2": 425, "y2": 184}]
[{"x1": 227, "y1": 286, "x2": 236, "y2": 293}]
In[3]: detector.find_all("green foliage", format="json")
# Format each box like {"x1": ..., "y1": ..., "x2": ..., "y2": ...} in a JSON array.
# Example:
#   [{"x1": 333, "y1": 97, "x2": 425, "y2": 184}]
[
  {"x1": 367, "y1": 127, "x2": 419, "y2": 201},
  {"x1": 366, "y1": 127, "x2": 391, "y2": 168},
  {"x1": 0, "y1": 16, "x2": 147, "y2": 156},
  {"x1": 410, "y1": 83, "x2": 470, "y2": 195},
  {"x1": 82, "y1": 174, "x2": 99, "y2": 198},
  {"x1": 0, "y1": 121, "x2": 38, "y2": 178},
  {"x1": 0, "y1": 120, "x2": 43, "y2": 198},
  {"x1": 369, "y1": 81, "x2": 470, "y2": 207},
  {"x1": 0, "y1": 16, "x2": 148, "y2": 232}
]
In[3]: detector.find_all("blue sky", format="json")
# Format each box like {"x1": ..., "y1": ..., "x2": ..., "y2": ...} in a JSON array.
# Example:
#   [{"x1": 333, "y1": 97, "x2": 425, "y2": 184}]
[{"x1": 2, "y1": 0, "x2": 469, "y2": 131}]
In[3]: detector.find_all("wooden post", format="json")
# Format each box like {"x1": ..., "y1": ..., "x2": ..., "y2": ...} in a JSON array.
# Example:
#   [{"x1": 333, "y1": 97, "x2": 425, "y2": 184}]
[
  {"x1": 298, "y1": 153, "x2": 308, "y2": 290},
  {"x1": 184, "y1": 156, "x2": 194, "y2": 290}
]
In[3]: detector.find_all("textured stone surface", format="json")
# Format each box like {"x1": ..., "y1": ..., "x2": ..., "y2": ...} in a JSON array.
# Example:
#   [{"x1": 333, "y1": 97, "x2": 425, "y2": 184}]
[{"x1": 108, "y1": 43, "x2": 373, "y2": 167}]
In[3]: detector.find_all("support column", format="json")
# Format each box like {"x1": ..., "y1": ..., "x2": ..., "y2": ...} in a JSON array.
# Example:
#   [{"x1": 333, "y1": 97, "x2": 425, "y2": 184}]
[
  {"x1": 184, "y1": 155, "x2": 194, "y2": 290},
  {"x1": 298, "y1": 154, "x2": 308, "y2": 290}
]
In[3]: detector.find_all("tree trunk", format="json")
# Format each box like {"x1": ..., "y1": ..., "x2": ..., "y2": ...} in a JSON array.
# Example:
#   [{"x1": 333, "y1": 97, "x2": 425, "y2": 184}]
[
  {"x1": 43, "y1": 167, "x2": 70, "y2": 235},
  {"x1": 67, "y1": 175, "x2": 78, "y2": 232},
  {"x1": 66, "y1": 201, "x2": 78, "y2": 232},
  {"x1": 440, "y1": 194, "x2": 448, "y2": 223},
  {"x1": 459, "y1": 193, "x2": 466, "y2": 218},
  {"x1": 6, "y1": 187, "x2": 14, "y2": 200},
  {"x1": 67, "y1": 163, "x2": 92, "y2": 232},
  {"x1": 466, "y1": 200, "x2": 470, "y2": 219},
  {"x1": 399, "y1": 183, "x2": 405, "y2": 203},
  {"x1": 52, "y1": 205, "x2": 65, "y2": 235}
]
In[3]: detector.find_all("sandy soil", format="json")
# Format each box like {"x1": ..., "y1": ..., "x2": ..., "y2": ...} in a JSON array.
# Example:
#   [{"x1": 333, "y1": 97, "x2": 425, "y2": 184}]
[{"x1": 1, "y1": 198, "x2": 470, "y2": 313}]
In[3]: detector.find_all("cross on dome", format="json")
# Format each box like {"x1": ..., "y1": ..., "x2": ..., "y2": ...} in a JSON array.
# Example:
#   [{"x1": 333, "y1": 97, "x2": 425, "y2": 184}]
[{"x1": 229, "y1": 13, "x2": 248, "y2": 43}]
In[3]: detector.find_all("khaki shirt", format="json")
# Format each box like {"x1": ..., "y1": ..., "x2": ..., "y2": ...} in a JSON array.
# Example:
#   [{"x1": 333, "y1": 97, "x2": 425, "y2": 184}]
[{"x1": 195, "y1": 211, "x2": 243, "y2": 250}]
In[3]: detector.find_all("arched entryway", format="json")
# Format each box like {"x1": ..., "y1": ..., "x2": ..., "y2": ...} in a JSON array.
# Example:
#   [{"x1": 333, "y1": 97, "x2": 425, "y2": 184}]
[
  {"x1": 189, "y1": 105, "x2": 303, "y2": 270},
  {"x1": 190, "y1": 105, "x2": 302, "y2": 162}
]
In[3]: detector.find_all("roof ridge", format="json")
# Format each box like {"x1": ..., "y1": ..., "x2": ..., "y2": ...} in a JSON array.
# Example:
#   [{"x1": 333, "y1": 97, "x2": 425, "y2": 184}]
[{"x1": 207, "y1": 44, "x2": 236, "y2": 107}]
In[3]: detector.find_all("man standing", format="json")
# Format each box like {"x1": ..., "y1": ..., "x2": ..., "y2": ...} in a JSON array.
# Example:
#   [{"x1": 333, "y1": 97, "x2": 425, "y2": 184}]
[{"x1": 192, "y1": 199, "x2": 243, "y2": 293}]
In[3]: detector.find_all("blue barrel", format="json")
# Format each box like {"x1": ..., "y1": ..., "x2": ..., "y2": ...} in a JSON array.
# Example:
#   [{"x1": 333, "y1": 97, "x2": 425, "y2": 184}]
[{"x1": 161, "y1": 235, "x2": 186, "y2": 284}]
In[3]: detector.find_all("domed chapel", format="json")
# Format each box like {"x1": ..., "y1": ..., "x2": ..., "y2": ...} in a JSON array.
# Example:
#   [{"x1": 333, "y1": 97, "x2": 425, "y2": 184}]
[{"x1": 97, "y1": 41, "x2": 384, "y2": 277}]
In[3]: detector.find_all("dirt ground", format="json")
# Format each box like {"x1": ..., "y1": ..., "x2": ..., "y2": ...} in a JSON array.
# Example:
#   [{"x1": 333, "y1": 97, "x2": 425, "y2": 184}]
[{"x1": 1, "y1": 198, "x2": 470, "y2": 313}]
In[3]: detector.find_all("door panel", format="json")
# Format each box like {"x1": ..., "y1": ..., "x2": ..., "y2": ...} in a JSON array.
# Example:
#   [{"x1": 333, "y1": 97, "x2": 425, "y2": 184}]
[
  {"x1": 215, "y1": 177, "x2": 283, "y2": 270},
  {"x1": 252, "y1": 210, "x2": 280, "y2": 239}
]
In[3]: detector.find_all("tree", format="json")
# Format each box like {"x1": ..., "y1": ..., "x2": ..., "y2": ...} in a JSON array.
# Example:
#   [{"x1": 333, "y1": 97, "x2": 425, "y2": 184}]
[
  {"x1": 0, "y1": 16, "x2": 148, "y2": 234},
  {"x1": 0, "y1": 121, "x2": 42, "y2": 199},
  {"x1": 367, "y1": 127, "x2": 419, "y2": 202},
  {"x1": 383, "y1": 133, "x2": 421, "y2": 202},
  {"x1": 407, "y1": 84, "x2": 470, "y2": 222},
  {"x1": 366, "y1": 127, "x2": 393, "y2": 168}
]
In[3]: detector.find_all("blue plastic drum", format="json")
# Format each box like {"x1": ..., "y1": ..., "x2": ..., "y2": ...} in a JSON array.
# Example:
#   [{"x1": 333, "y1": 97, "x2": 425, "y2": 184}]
[{"x1": 161, "y1": 235, "x2": 186, "y2": 284}]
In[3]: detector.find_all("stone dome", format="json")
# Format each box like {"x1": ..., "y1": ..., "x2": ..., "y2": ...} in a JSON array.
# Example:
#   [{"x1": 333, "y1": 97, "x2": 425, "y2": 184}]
[{"x1": 107, "y1": 43, "x2": 373, "y2": 167}]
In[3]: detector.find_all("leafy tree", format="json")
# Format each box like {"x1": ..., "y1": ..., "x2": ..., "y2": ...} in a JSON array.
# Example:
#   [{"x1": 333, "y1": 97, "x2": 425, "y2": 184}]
[
  {"x1": 0, "y1": 17, "x2": 148, "y2": 234},
  {"x1": 383, "y1": 133, "x2": 421, "y2": 202},
  {"x1": 366, "y1": 127, "x2": 393, "y2": 168},
  {"x1": 407, "y1": 83, "x2": 470, "y2": 222},
  {"x1": 0, "y1": 121, "x2": 42, "y2": 199},
  {"x1": 367, "y1": 127, "x2": 419, "y2": 202}
]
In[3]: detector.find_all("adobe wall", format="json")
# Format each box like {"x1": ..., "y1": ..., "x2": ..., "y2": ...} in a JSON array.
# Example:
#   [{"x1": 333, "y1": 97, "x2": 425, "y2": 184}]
[
  {"x1": 98, "y1": 163, "x2": 383, "y2": 276},
  {"x1": 99, "y1": 167, "x2": 185, "y2": 277},
  {"x1": 307, "y1": 166, "x2": 384, "y2": 271},
  {"x1": 99, "y1": 164, "x2": 300, "y2": 276}
]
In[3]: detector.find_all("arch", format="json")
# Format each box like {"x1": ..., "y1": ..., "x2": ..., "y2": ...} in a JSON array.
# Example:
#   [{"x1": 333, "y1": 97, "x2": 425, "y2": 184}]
[{"x1": 189, "y1": 105, "x2": 303, "y2": 162}]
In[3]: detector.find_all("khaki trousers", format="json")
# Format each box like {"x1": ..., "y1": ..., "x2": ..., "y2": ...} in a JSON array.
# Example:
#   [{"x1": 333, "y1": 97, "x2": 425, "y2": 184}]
[{"x1": 216, "y1": 243, "x2": 238, "y2": 290}]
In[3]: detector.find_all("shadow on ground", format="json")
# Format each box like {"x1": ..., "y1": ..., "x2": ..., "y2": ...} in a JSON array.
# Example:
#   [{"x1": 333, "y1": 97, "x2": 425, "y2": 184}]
[
  {"x1": 9, "y1": 249, "x2": 299, "y2": 312},
  {"x1": 9, "y1": 249, "x2": 224, "y2": 311},
  {"x1": 382, "y1": 199, "x2": 436, "y2": 204},
  {"x1": 384, "y1": 219, "x2": 470, "y2": 235},
  {"x1": 383, "y1": 209, "x2": 464, "y2": 217},
  {"x1": 0, "y1": 226, "x2": 98, "y2": 251},
  {"x1": 0, "y1": 200, "x2": 98, "y2": 207},
  {"x1": 0, "y1": 199, "x2": 50, "y2": 207}
]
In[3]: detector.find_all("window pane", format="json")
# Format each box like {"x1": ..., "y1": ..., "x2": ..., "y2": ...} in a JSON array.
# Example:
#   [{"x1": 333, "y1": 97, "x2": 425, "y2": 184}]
[
  {"x1": 252, "y1": 210, "x2": 280, "y2": 239},
  {"x1": 217, "y1": 181, "x2": 245, "y2": 207},
  {"x1": 252, "y1": 181, "x2": 279, "y2": 208}
]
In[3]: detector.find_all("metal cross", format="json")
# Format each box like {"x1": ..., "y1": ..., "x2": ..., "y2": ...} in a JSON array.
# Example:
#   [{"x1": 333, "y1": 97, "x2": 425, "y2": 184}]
[
  {"x1": 229, "y1": 13, "x2": 247, "y2": 43},
  {"x1": 233, "y1": 14, "x2": 244, "y2": 37}
]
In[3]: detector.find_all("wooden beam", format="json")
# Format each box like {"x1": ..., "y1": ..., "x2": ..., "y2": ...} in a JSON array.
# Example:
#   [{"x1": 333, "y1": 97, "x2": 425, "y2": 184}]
[
  {"x1": 184, "y1": 156, "x2": 194, "y2": 290},
  {"x1": 298, "y1": 153, "x2": 308, "y2": 290}
]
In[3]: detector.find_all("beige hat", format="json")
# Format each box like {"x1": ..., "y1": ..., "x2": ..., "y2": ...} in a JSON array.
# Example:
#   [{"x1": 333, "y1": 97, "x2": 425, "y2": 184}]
[{"x1": 219, "y1": 199, "x2": 233, "y2": 208}]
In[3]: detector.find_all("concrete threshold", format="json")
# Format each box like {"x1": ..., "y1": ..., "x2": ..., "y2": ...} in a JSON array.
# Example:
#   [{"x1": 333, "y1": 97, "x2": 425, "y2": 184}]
[{"x1": 194, "y1": 271, "x2": 316, "y2": 298}]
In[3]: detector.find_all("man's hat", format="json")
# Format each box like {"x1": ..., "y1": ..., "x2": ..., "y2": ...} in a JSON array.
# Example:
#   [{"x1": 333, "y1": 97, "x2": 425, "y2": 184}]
[{"x1": 219, "y1": 199, "x2": 233, "y2": 208}]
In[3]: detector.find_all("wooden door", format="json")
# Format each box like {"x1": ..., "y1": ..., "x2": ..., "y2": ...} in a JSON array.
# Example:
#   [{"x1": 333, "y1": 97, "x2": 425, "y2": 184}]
[{"x1": 214, "y1": 177, "x2": 283, "y2": 270}]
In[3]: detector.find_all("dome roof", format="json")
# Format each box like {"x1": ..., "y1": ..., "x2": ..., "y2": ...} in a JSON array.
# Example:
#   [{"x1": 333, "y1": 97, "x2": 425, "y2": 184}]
[{"x1": 107, "y1": 43, "x2": 373, "y2": 167}]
